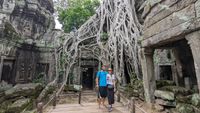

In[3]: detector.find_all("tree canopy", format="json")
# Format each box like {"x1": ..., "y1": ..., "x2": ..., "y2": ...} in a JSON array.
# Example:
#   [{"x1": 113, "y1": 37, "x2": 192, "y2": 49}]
[{"x1": 58, "y1": 0, "x2": 100, "y2": 33}]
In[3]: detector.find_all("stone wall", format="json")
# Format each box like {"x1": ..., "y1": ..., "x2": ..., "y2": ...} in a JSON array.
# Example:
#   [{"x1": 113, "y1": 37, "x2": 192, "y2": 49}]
[
  {"x1": 0, "y1": 0, "x2": 58, "y2": 84},
  {"x1": 141, "y1": 0, "x2": 200, "y2": 105},
  {"x1": 0, "y1": 0, "x2": 55, "y2": 40},
  {"x1": 154, "y1": 49, "x2": 175, "y2": 80},
  {"x1": 142, "y1": 0, "x2": 199, "y2": 47}
]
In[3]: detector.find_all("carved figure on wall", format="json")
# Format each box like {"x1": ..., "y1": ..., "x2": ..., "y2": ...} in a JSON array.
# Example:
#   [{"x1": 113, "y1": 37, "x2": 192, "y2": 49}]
[
  {"x1": 19, "y1": 62, "x2": 25, "y2": 80},
  {"x1": 27, "y1": 64, "x2": 32, "y2": 80}
]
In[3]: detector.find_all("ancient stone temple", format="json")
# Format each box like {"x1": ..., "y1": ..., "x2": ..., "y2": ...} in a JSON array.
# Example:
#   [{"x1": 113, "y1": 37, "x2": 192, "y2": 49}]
[
  {"x1": 141, "y1": 0, "x2": 200, "y2": 104},
  {"x1": 67, "y1": 49, "x2": 98, "y2": 90},
  {"x1": 0, "y1": 0, "x2": 200, "y2": 112},
  {"x1": 0, "y1": 0, "x2": 57, "y2": 84}
]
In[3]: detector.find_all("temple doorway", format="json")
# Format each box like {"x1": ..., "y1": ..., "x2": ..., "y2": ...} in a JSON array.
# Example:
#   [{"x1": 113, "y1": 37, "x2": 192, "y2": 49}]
[
  {"x1": 82, "y1": 67, "x2": 94, "y2": 90},
  {"x1": 1, "y1": 59, "x2": 15, "y2": 84}
]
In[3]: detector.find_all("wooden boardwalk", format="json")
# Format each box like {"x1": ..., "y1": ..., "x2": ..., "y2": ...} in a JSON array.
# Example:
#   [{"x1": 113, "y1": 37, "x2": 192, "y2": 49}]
[
  {"x1": 45, "y1": 90, "x2": 146, "y2": 113},
  {"x1": 46, "y1": 102, "x2": 130, "y2": 113}
]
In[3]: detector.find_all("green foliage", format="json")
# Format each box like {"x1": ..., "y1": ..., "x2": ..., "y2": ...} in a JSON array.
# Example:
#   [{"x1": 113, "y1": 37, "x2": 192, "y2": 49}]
[
  {"x1": 160, "y1": 86, "x2": 192, "y2": 96},
  {"x1": 60, "y1": 52, "x2": 68, "y2": 68},
  {"x1": 63, "y1": 85, "x2": 77, "y2": 92},
  {"x1": 67, "y1": 73, "x2": 74, "y2": 84},
  {"x1": 58, "y1": 70, "x2": 64, "y2": 83},
  {"x1": 33, "y1": 73, "x2": 46, "y2": 85},
  {"x1": 124, "y1": 73, "x2": 144, "y2": 99},
  {"x1": 156, "y1": 80, "x2": 175, "y2": 89},
  {"x1": 100, "y1": 32, "x2": 109, "y2": 42},
  {"x1": 58, "y1": 0, "x2": 100, "y2": 32}
]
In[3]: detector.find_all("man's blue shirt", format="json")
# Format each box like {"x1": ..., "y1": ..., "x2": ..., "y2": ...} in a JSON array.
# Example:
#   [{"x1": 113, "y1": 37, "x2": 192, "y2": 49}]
[{"x1": 96, "y1": 71, "x2": 108, "y2": 86}]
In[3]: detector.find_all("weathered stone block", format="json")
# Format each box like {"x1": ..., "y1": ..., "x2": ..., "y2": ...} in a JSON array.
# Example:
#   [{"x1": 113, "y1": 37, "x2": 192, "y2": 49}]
[
  {"x1": 176, "y1": 95, "x2": 192, "y2": 104},
  {"x1": 0, "y1": 99, "x2": 13, "y2": 111},
  {"x1": 6, "y1": 98, "x2": 30, "y2": 113},
  {"x1": 0, "y1": 81, "x2": 12, "y2": 93},
  {"x1": 176, "y1": 104, "x2": 195, "y2": 113},
  {"x1": 1, "y1": 0, "x2": 55, "y2": 39},
  {"x1": 5, "y1": 83, "x2": 43, "y2": 99},
  {"x1": 155, "y1": 99, "x2": 176, "y2": 107},
  {"x1": 160, "y1": 86, "x2": 192, "y2": 96},
  {"x1": 191, "y1": 93, "x2": 200, "y2": 107},
  {"x1": 154, "y1": 90, "x2": 175, "y2": 101},
  {"x1": 195, "y1": 0, "x2": 200, "y2": 17},
  {"x1": 156, "y1": 80, "x2": 175, "y2": 89},
  {"x1": 144, "y1": 4, "x2": 195, "y2": 39},
  {"x1": 141, "y1": 17, "x2": 200, "y2": 47},
  {"x1": 144, "y1": 0, "x2": 196, "y2": 29}
]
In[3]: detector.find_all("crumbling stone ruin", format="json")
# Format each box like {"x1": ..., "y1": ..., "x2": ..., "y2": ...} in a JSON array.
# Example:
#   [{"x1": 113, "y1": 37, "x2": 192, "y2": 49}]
[
  {"x1": 0, "y1": 0, "x2": 200, "y2": 113},
  {"x1": 0, "y1": 0, "x2": 60, "y2": 112},
  {"x1": 141, "y1": 0, "x2": 200, "y2": 112},
  {"x1": 0, "y1": 0, "x2": 57, "y2": 84}
]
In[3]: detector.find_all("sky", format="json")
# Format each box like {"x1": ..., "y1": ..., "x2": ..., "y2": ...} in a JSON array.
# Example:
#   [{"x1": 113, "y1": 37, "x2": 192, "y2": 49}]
[
  {"x1": 53, "y1": 0, "x2": 64, "y2": 29},
  {"x1": 55, "y1": 16, "x2": 63, "y2": 29}
]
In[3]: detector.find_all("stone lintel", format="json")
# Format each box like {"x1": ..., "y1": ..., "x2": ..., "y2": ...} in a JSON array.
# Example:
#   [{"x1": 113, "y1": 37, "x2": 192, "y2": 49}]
[
  {"x1": 185, "y1": 31, "x2": 200, "y2": 45},
  {"x1": 142, "y1": 10, "x2": 200, "y2": 48},
  {"x1": 142, "y1": 48, "x2": 154, "y2": 55}
]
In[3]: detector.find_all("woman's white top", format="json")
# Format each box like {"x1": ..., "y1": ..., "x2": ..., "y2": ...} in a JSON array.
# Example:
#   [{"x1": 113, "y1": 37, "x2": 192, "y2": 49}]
[{"x1": 106, "y1": 74, "x2": 115, "y2": 85}]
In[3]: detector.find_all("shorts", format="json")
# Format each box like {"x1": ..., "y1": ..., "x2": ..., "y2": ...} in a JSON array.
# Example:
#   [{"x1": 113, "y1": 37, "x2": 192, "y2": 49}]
[{"x1": 99, "y1": 86, "x2": 107, "y2": 98}]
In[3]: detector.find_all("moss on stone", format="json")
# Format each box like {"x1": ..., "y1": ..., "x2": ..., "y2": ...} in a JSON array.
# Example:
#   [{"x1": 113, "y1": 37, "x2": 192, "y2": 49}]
[
  {"x1": 5, "y1": 83, "x2": 43, "y2": 100},
  {"x1": 176, "y1": 95, "x2": 192, "y2": 104},
  {"x1": 4, "y1": 22, "x2": 21, "y2": 40},
  {"x1": 0, "y1": 100, "x2": 13, "y2": 111},
  {"x1": 191, "y1": 94, "x2": 200, "y2": 107},
  {"x1": 6, "y1": 98, "x2": 30, "y2": 113},
  {"x1": 156, "y1": 80, "x2": 175, "y2": 89},
  {"x1": 63, "y1": 85, "x2": 77, "y2": 92},
  {"x1": 123, "y1": 75, "x2": 144, "y2": 99},
  {"x1": 0, "y1": 109, "x2": 5, "y2": 113},
  {"x1": 176, "y1": 103, "x2": 195, "y2": 113},
  {"x1": 160, "y1": 86, "x2": 192, "y2": 96}
]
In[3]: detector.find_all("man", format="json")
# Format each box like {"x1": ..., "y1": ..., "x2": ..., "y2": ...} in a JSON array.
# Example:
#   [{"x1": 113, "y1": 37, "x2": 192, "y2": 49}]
[{"x1": 96, "y1": 65, "x2": 108, "y2": 108}]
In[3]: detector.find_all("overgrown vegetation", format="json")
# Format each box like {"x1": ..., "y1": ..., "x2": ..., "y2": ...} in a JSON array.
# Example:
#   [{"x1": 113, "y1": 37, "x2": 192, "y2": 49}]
[
  {"x1": 124, "y1": 73, "x2": 144, "y2": 99},
  {"x1": 58, "y1": 0, "x2": 100, "y2": 32},
  {"x1": 33, "y1": 72, "x2": 46, "y2": 85},
  {"x1": 100, "y1": 32, "x2": 109, "y2": 43}
]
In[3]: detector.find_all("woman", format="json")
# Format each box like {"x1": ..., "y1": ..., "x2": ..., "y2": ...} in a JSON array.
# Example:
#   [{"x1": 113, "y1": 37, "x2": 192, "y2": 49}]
[{"x1": 106, "y1": 68, "x2": 115, "y2": 112}]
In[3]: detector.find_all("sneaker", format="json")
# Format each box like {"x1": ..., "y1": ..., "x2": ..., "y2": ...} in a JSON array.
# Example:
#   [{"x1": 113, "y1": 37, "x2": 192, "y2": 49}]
[{"x1": 108, "y1": 107, "x2": 112, "y2": 112}]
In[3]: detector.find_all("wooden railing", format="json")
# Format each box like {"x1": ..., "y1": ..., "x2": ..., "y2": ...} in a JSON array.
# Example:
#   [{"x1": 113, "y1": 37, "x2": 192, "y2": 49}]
[{"x1": 117, "y1": 87, "x2": 148, "y2": 113}]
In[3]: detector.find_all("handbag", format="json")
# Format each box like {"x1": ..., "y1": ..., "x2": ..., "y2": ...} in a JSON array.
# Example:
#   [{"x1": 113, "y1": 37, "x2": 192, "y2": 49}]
[{"x1": 107, "y1": 85, "x2": 114, "y2": 89}]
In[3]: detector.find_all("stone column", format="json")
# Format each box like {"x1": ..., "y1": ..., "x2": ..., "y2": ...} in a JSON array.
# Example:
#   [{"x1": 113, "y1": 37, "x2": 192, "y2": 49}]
[
  {"x1": 140, "y1": 48, "x2": 156, "y2": 103},
  {"x1": 171, "y1": 64, "x2": 179, "y2": 86},
  {"x1": 0, "y1": 56, "x2": 4, "y2": 82},
  {"x1": 172, "y1": 48, "x2": 183, "y2": 86},
  {"x1": 186, "y1": 32, "x2": 200, "y2": 93},
  {"x1": 155, "y1": 64, "x2": 160, "y2": 80}
]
